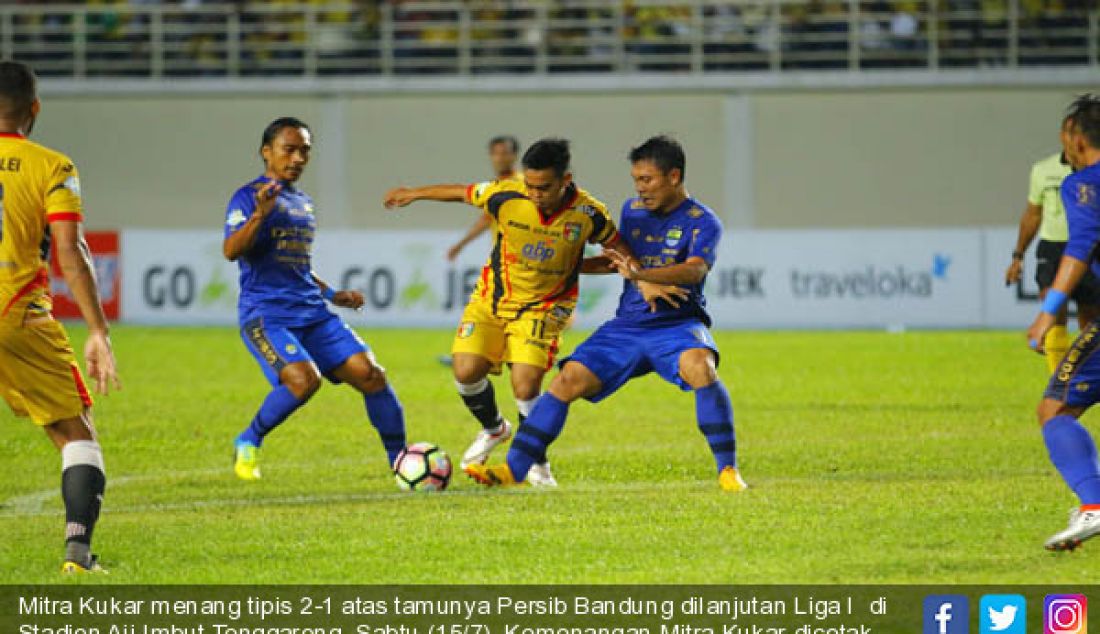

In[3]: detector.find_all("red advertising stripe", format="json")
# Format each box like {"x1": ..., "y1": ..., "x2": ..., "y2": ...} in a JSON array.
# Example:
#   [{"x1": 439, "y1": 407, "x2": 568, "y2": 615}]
[{"x1": 48, "y1": 231, "x2": 120, "y2": 320}]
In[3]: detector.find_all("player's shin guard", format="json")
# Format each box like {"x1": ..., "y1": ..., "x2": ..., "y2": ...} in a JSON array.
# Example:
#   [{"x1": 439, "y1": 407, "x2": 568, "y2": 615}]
[
  {"x1": 1046, "y1": 325, "x2": 1071, "y2": 374},
  {"x1": 1043, "y1": 414, "x2": 1100, "y2": 505},
  {"x1": 61, "y1": 440, "x2": 106, "y2": 567},
  {"x1": 364, "y1": 384, "x2": 407, "y2": 466},
  {"x1": 238, "y1": 384, "x2": 305, "y2": 447},
  {"x1": 456, "y1": 378, "x2": 504, "y2": 431},
  {"x1": 507, "y1": 393, "x2": 569, "y2": 481},
  {"x1": 696, "y1": 381, "x2": 737, "y2": 473}
]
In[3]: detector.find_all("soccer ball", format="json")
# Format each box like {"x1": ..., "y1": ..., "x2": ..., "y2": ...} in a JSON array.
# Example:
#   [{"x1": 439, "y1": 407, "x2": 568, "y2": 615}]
[{"x1": 393, "y1": 442, "x2": 452, "y2": 491}]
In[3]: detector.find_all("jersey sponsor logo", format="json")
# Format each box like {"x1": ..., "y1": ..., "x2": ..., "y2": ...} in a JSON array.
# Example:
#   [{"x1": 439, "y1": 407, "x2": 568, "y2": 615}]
[
  {"x1": 521, "y1": 241, "x2": 557, "y2": 262},
  {"x1": 285, "y1": 343, "x2": 298, "y2": 355},
  {"x1": 665, "y1": 227, "x2": 683, "y2": 247},
  {"x1": 688, "y1": 207, "x2": 704, "y2": 218},
  {"x1": 226, "y1": 208, "x2": 247, "y2": 227},
  {"x1": 563, "y1": 222, "x2": 582, "y2": 243},
  {"x1": 507, "y1": 220, "x2": 531, "y2": 231},
  {"x1": 576, "y1": 204, "x2": 600, "y2": 218},
  {"x1": 631, "y1": 228, "x2": 641, "y2": 240}
]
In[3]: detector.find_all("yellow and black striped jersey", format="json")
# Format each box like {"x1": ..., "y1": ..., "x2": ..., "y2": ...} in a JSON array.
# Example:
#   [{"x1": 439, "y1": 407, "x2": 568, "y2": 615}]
[{"x1": 465, "y1": 179, "x2": 618, "y2": 318}]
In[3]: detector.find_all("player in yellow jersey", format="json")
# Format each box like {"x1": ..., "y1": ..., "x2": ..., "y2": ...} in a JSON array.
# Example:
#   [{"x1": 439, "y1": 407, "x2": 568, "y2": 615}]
[
  {"x1": 445, "y1": 135, "x2": 522, "y2": 262},
  {"x1": 385, "y1": 138, "x2": 685, "y2": 486},
  {"x1": 0, "y1": 61, "x2": 120, "y2": 573},
  {"x1": 1007, "y1": 114, "x2": 1100, "y2": 372}
]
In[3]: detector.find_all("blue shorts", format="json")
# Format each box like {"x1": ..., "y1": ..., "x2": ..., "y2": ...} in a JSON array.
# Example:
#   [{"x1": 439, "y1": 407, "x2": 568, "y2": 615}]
[
  {"x1": 240, "y1": 312, "x2": 368, "y2": 386},
  {"x1": 1044, "y1": 320, "x2": 1100, "y2": 407},
  {"x1": 563, "y1": 317, "x2": 720, "y2": 403}
]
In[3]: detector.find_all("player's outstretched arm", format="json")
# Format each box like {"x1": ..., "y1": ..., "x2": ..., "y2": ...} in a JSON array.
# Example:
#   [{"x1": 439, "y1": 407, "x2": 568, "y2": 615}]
[
  {"x1": 1007, "y1": 202, "x2": 1042, "y2": 286},
  {"x1": 51, "y1": 220, "x2": 121, "y2": 395},
  {"x1": 607, "y1": 249, "x2": 710, "y2": 286},
  {"x1": 1027, "y1": 254, "x2": 1090, "y2": 353},
  {"x1": 447, "y1": 213, "x2": 492, "y2": 261},
  {"x1": 311, "y1": 272, "x2": 365, "y2": 310},
  {"x1": 383, "y1": 184, "x2": 467, "y2": 209},
  {"x1": 224, "y1": 181, "x2": 280, "y2": 261}
]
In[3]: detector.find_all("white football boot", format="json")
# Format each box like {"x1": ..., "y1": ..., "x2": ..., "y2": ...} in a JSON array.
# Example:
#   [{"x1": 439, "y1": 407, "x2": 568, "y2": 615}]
[
  {"x1": 526, "y1": 462, "x2": 558, "y2": 487},
  {"x1": 460, "y1": 419, "x2": 513, "y2": 469},
  {"x1": 1045, "y1": 507, "x2": 1100, "y2": 551}
]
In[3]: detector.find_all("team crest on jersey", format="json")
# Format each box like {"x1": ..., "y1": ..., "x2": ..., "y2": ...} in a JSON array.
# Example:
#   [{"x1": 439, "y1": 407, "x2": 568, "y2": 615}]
[
  {"x1": 458, "y1": 322, "x2": 475, "y2": 338},
  {"x1": 688, "y1": 207, "x2": 704, "y2": 219},
  {"x1": 1079, "y1": 183, "x2": 1097, "y2": 206},
  {"x1": 226, "y1": 208, "x2": 247, "y2": 227},
  {"x1": 631, "y1": 228, "x2": 641, "y2": 240},
  {"x1": 563, "y1": 222, "x2": 582, "y2": 243},
  {"x1": 285, "y1": 344, "x2": 298, "y2": 355},
  {"x1": 665, "y1": 227, "x2": 683, "y2": 247}
]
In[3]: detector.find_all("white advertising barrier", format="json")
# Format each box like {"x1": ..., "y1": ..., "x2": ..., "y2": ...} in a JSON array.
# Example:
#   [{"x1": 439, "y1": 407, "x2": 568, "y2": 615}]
[
  {"x1": 122, "y1": 227, "x2": 1005, "y2": 329},
  {"x1": 982, "y1": 226, "x2": 1052, "y2": 329}
]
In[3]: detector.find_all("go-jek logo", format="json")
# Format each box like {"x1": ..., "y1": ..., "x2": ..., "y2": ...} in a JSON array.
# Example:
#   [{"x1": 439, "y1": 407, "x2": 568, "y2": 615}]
[
  {"x1": 981, "y1": 595, "x2": 1025, "y2": 634},
  {"x1": 522, "y1": 241, "x2": 556, "y2": 262},
  {"x1": 1046, "y1": 595, "x2": 1087, "y2": 634},
  {"x1": 925, "y1": 596, "x2": 969, "y2": 634}
]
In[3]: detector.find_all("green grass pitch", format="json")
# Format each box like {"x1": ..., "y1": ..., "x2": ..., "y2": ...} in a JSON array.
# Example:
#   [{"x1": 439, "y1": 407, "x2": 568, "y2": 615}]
[{"x1": 0, "y1": 326, "x2": 1093, "y2": 583}]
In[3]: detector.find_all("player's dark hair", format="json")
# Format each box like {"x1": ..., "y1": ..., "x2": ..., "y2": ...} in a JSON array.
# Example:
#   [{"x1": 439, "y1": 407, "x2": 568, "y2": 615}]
[
  {"x1": 0, "y1": 61, "x2": 37, "y2": 121},
  {"x1": 488, "y1": 135, "x2": 519, "y2": 154},
  {"x1": 522, "y1": 138, "x2": 570, "y2": 177},
  {"x1": 1066, "y1": 94, "x2": 1100, "y2": 150},
  {"x1": 629, "y1": 135, "x2": 686, "y2": 180},
  {"x1": 260, "y1": 116, "x2": 310, "y2": 155}
]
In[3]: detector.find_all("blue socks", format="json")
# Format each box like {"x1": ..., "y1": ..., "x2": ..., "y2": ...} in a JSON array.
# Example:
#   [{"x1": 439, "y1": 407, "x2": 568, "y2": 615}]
[
  {"x1": 696, "y1": 381, "x2": 737, "y2": 473},
  {"x1": 237, "y1": 384, "x2": 305, "y2": 448},
  {"x1": 507, "y1": 393, "x2": 570, "y2": 482},
  {"x1": 1043, "y1": 414, "x2": 1100, "y2": 505},
  {"x1": 364, "y1": 384, "x2": 407, "y2": 466}
]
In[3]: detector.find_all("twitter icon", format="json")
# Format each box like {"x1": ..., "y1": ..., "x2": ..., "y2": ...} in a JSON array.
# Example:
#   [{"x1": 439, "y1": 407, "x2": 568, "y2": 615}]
[{"x1": 981, "y1": 595, "x2": 1026, "y2": 634}]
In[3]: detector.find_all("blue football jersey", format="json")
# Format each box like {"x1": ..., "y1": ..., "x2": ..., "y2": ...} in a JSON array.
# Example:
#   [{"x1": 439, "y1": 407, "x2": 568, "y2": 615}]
[
  {"x1": 1064, "y1": 161, "x2": 1100, "y2": 278},
  {"x1": 615, "y1": 196, "x2": 721, "y2": 327},
  {"x1": 224, "y1": 176, "x2": 329, "y2": 327}
]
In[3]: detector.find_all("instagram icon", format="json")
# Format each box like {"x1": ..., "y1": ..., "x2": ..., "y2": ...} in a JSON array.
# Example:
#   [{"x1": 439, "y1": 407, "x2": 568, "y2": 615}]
[{"x1": 1046, "y1": 595, "x2": 1088, "y2": 634}]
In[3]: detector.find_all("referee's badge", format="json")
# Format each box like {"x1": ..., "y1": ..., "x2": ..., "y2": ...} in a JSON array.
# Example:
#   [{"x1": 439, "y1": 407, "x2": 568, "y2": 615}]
[
  {"x1": 665, "y1": 227, "x2": 683, "y2": 247},
  {"x1": 563, "y1": 222, "x2": 582, "y2": 243}
]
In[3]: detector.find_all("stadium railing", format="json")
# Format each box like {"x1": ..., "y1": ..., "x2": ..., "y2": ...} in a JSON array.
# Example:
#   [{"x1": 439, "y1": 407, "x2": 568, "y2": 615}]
[{"x1": 4, "y1": 1, "x2": 1098, "y2": 80}]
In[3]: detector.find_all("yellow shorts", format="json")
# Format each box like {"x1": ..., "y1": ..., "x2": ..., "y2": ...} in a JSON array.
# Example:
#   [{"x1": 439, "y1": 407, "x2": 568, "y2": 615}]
[
  {"x1": 451, "y1": 300, "x2": 566, "y2": 373},
  {"x1": 0, "y1": 318, "x2": 92, "y2": 426}
]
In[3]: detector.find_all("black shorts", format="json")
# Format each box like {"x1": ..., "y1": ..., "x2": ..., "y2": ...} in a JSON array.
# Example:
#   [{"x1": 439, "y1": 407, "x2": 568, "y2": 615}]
[{"x1": 1036, "y1": 239, "x2": 1100, "y2": 306}]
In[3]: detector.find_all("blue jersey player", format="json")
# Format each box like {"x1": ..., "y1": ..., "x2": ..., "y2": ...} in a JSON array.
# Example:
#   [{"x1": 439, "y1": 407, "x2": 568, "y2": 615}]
[
  {"x1": 223, "y1": 117, "x2": 407, "y2": 481},
  {"x1": 1026, "y1": 95, "x2": 1100, "y2": 550},
  {"x1": 465, "y1": 136, "x2": 747, "y2": 491}
]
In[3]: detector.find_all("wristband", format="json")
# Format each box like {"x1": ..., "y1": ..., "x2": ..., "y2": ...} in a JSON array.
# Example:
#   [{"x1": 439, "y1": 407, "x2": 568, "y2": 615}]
[
  {"x1": 1041, "y1": 289, "x2": 1068, "y2": 315},
  {"x1": 323, "y1": 286, "x2": 337, "y2": 302},
  {"x1": 1012, "y1": 251, "x2": 1024, "y2": 261}
]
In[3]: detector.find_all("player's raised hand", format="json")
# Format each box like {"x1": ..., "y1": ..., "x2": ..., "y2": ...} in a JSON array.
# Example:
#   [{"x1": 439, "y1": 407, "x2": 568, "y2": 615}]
[
  {"x1": 606, "y1": 249, "x2": 642, "y2": 281},
  {"x1": 84, "y1": 331, "x2": 121, "y2": 395},
  {"x1": 1027, "y1": 311, "x2": 1056, "y2": 354},
  {"x1": 383, "y1": 187, "x2": 417, "y2": 209},
  {"x1": 637, "y1": 281, "x2": 690, "y2": 312},
  {"x1": 333, "y1": 290, "x2": 366, "y2": 310},
  {"x1": 1005, "y1": 259, "x2": 1023, "y2": 286},
  {"x1": 253, "y1": 181, "x2": 282, "y2": 219}
]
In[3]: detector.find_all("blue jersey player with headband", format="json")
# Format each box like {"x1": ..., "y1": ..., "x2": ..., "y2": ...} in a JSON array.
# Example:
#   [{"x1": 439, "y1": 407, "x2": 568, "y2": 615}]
[
  {"x1": 223, "y1": 117, "x2": 406, "y2": 481},
  {"x1": 1027, "y1": 95, "x2": 1100, "y2": 550},
  {"x1": 465, "y1": 135, "x2": 747, "y2": 492}
]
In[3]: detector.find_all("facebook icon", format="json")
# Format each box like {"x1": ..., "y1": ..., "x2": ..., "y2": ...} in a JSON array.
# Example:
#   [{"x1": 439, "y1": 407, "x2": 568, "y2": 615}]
[{"x1": 924, "y1": 596, "x2": 970, "y2": 634}]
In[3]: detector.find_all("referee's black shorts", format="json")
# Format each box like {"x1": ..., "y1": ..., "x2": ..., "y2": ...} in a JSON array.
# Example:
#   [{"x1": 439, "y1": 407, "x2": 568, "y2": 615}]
[{"x1": 1036, "y1": 239, "x2": 1100, "y2": 306}]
